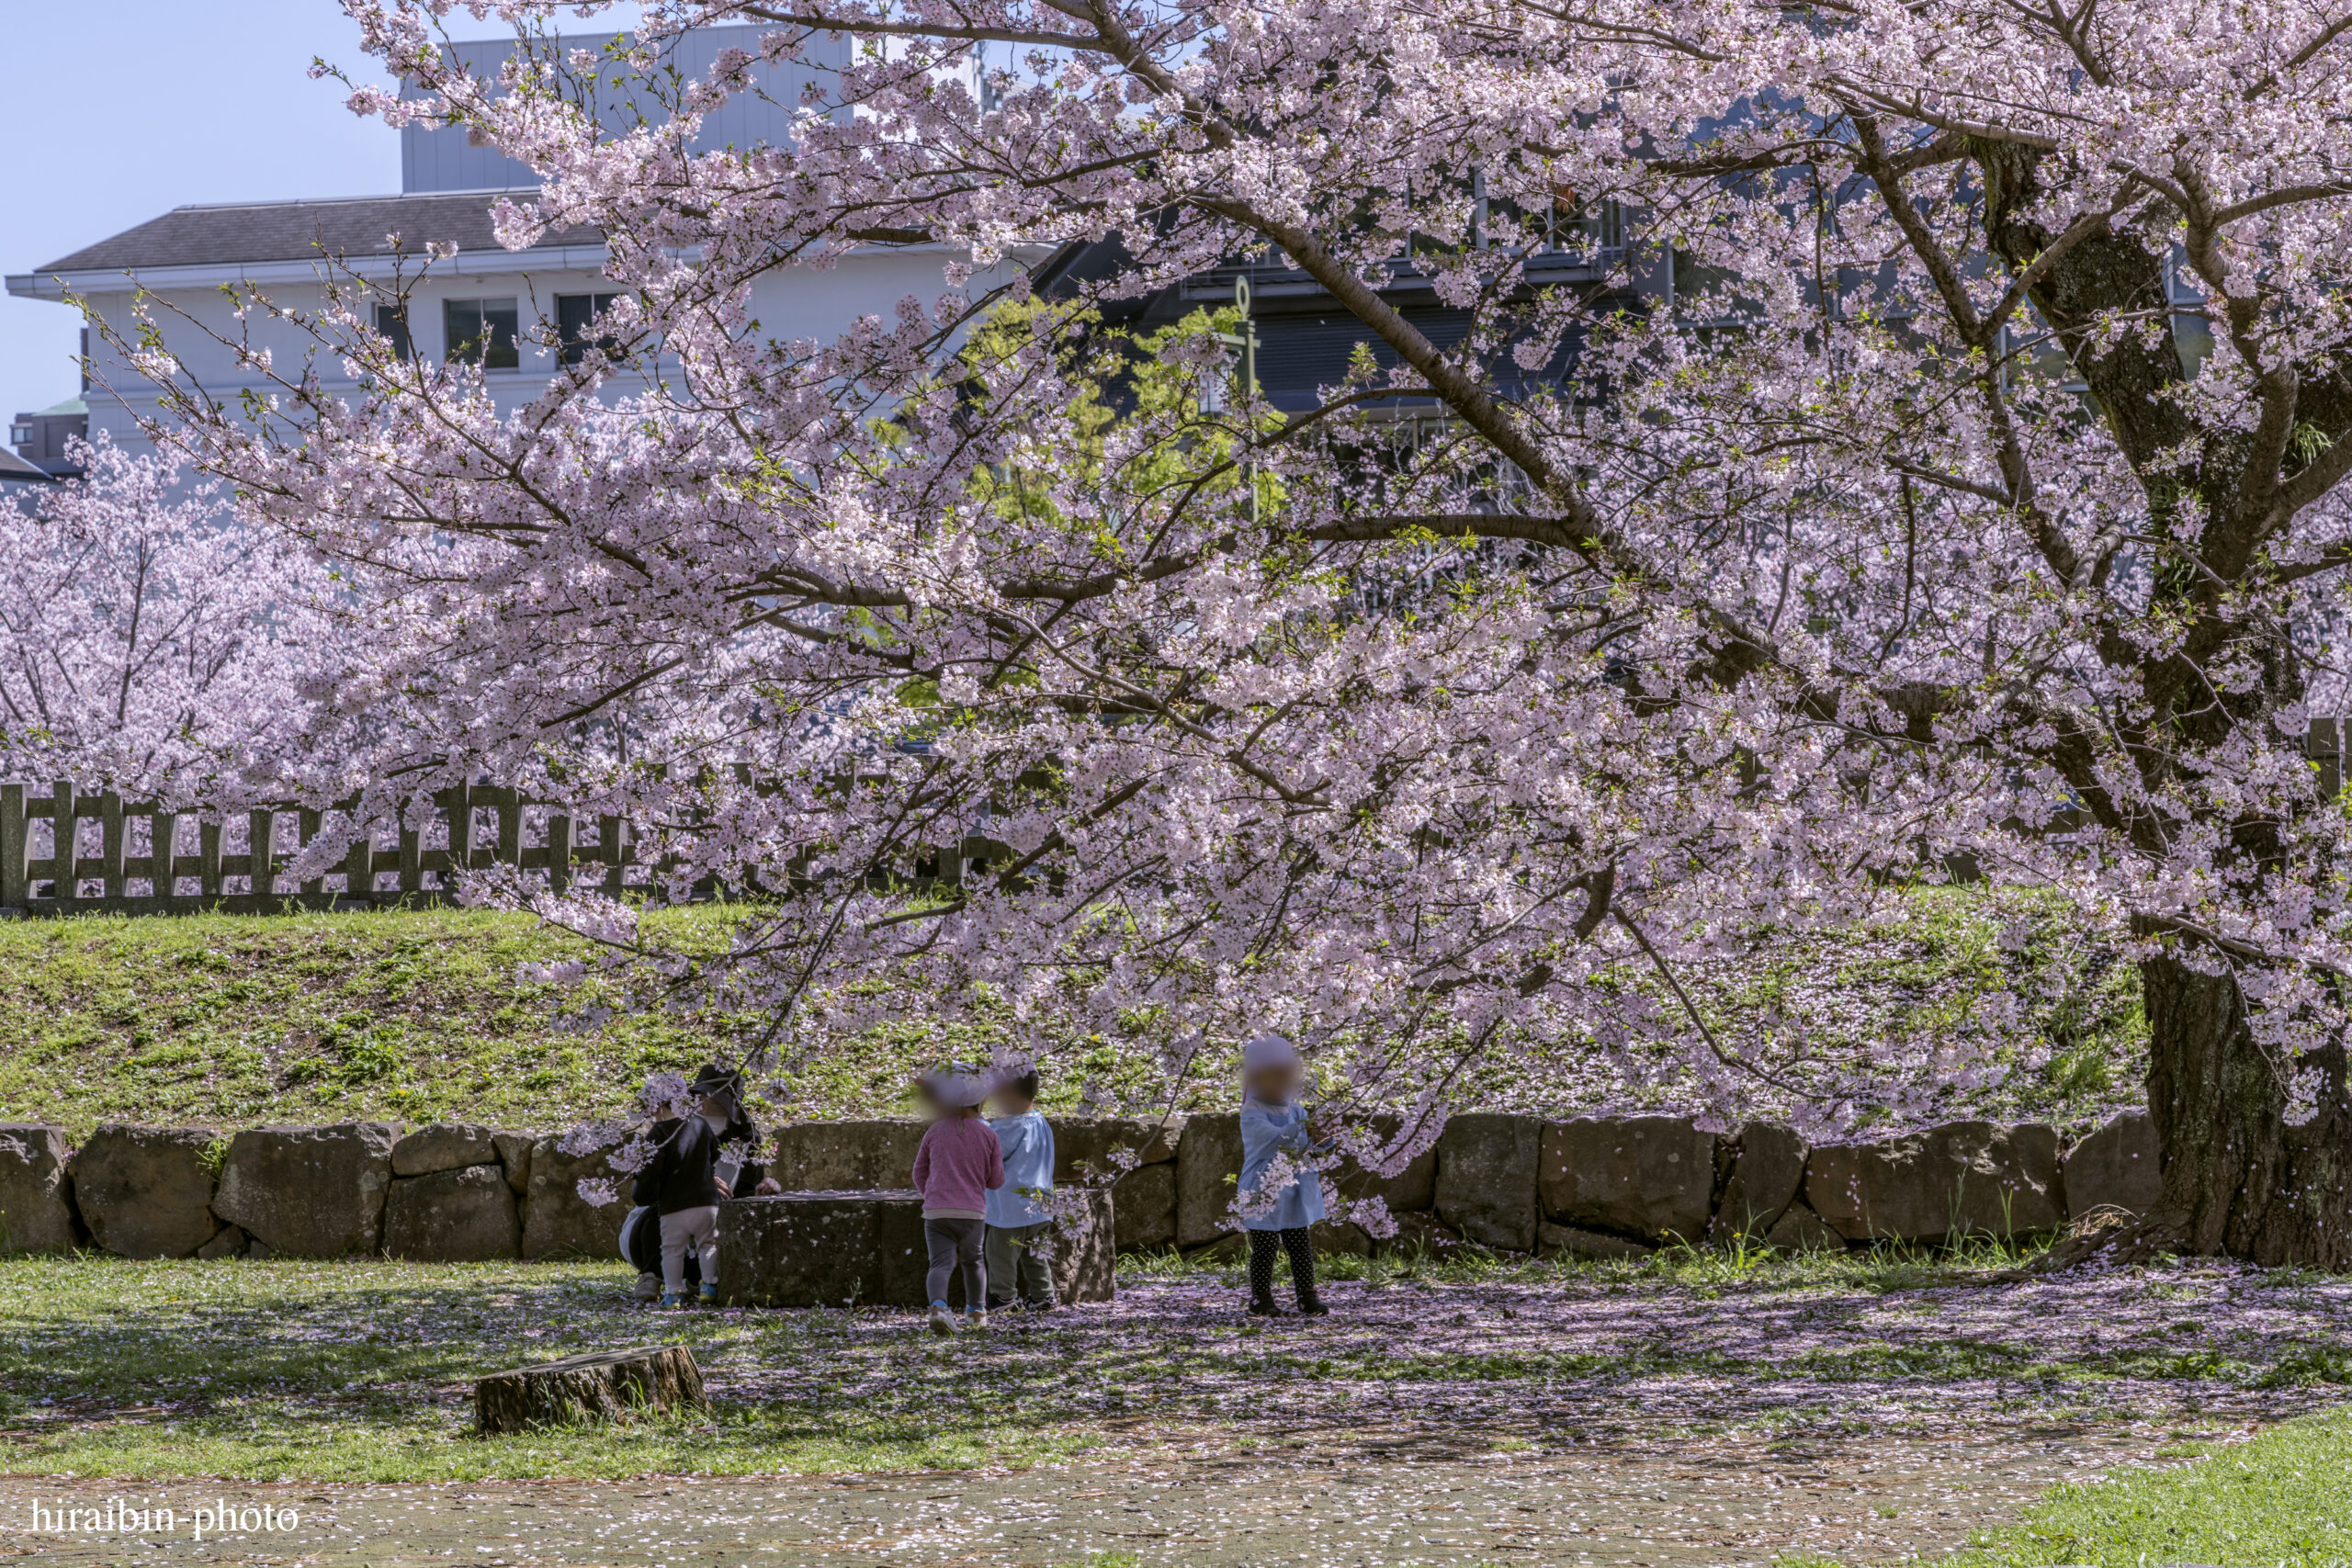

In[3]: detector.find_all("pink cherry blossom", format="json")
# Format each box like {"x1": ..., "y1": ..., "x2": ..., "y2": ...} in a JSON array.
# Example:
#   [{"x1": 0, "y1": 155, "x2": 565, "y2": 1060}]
[{"x1": 94, "y1": 0, "x2": 2352, "y2": 1261}]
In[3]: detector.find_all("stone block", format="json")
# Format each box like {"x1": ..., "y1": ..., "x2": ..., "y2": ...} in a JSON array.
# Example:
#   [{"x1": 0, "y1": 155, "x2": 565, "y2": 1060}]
[
  {"x1": 1434, "y1": 1112, "x2": 1543, "y2": 1252},
  {"x1": 2064, "y1": 1111, "x2": 2161, "y2": 1219},
  {"x1": 1709, "y1": 1122, "x2": 1808, "y2": 1243},
  {"x1": 768, "y1": 1121, "x2": 929, "y2": 1191},
  {"x1": 1048, "y1": 1187, "x2": 1116, "y2": 1304},
  {"x1": 1108, "y1": 1159, "x2": 1178, "y2": 1252},
  {"x1": 1385, "y1": 1209, "x2": 1465, "y2": 1257},
  {"x1": 1538, "y1": 1221, "x2": 1655, "y2": 1260},
  {"x1": 73, "y1": 1125, "x2": 223, "y2": 1258},
  {"x1": 1052, "y1": 1115, "x2": 1188, "y2": 1181},
  {"x1": 521, "y1": 1135, "x2": 629, "y2": 1260},
  {"x1": 384, "y1": 1164, "x2": 521, "y2": 1261},
  {"x1": 1764, "y1": 1202, "x2": 1846, "y2": 1251},
  {"x1": 1804, "y1": 1122, "x2": 2064, "y2": 1244},
  {"x1": 211, "y1": 1122, "x2": 397, "y2": 1257},
  {"x1": 492, "y1": 1132, "x2": 535, "y2": 1195},
  {"x1": 1309, "y1": 1218, "x2": 1375, "y2": 1257},
  {"x1": 391, "y1": 1123, "x2": 502, "y2": 1178},
  {"x1": 1540, "y1": 1115, "x2": 1719, "y2": 1243},
  {"x1": 713, "y1": 1190, "x2": 932, "y2": 1307},
  {"x1": 1175, "y1": 1111, "x2": 1243, "y2": 1247},
  {"x1": 0, "y1": 1124, "x2": 77, "y2": 1253},
  {"x1": 1323, "y1": 1112, "x2": 1440, "y2": 1215},
  {"x1": 1186, "y1": 1231, "x2": 1250, "y2": 1264},
  {"x1": 195, "y1": 1224, "x2": 246, "y2": 1260}
]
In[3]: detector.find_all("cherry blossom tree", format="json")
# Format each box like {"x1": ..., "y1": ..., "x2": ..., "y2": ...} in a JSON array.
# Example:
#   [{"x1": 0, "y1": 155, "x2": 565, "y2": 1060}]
[
  {"x1": 127, "y1": 0, "x2": 2352, "y2": 1263},
  {"x1": 0, "y1": 438, "x2": 329, "y2": 804}
]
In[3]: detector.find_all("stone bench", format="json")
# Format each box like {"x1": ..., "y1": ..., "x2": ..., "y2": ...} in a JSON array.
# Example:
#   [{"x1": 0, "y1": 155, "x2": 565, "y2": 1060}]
[{"x1": 712, "y1": 1189, "x2": 1113, "y2": 1309}]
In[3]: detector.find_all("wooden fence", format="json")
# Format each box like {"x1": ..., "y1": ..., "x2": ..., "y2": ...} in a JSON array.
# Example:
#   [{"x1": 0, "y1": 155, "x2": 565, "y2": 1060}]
[
  {"x1": 0, "y1": 781, "x2": 654, "y2": 916},
  {"x1": 5, "y1": 719, "x2": 2344, "y2": 916}
]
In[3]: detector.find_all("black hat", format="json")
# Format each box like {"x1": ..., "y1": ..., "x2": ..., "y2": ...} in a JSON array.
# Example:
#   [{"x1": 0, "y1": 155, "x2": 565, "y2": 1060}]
[{"x1": 690, "y1": 1062, "x2": 742, "y2": 1099}]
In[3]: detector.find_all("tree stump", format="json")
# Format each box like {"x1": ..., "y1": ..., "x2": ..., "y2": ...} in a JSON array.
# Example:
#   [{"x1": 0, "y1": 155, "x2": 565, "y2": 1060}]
[{"x1": 473, "y1": 1345, "x2": 706, "y2": 1435}]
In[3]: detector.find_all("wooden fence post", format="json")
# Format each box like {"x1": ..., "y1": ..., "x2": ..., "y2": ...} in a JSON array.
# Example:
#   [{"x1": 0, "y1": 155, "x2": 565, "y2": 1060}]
[
  {"x1": 399, "y1": 812, "x2": 423, "y2": 896},
  {"x1": 0, "y1": 784, "x2": 27, "y2": 908},
  {"x1": 2314, "y1": 716, "x2": 2343, "y2": 803},
  {"x1": 548, "y1": 814, "x2": 573, "y2": 894},
  {"x1": 151, "y1": 809, "x2": 178, "y2": 897},
  {"x1": 198, "y1": 819, "x2": 224, "y2": 899},
  {"x1": 445, "y1": 783, "x2": 473, "y2": 886},
  {"x1": 100, "y1": 793, "x2": 127, "y2": 898},
  {"x1": 600, "y1": 815, "x2": 626, "y2": 897},
  {"x1": 345, "y1": 821, "x2": 374, "y2": 900},
  {"x1": 250, "y1": 808, "x2": 277, "y2": 899},
  {"x1": 299, "y1": 808, "x2": 323, "y2": 896},
  {"x1": 497, "y1": 793, "x2": 522, "y2": 867},
  {"x1": 53, "y1": 780, "x2": 77, "y2": 908}
]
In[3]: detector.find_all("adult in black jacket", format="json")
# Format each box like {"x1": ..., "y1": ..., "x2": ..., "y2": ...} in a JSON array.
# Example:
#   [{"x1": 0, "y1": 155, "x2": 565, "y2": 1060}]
[{"x1": 637, "y1": 1063, "x2": 776, "y2": 1305}]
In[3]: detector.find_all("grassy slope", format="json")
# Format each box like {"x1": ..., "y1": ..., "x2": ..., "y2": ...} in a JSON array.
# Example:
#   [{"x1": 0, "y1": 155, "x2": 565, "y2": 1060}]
[
  {"x1": 0, "y1": 887, "x2": 2146, "y2": 1137},
  {"x1": 0, "y1": 906, "x2": 952, "y2": 1137}
]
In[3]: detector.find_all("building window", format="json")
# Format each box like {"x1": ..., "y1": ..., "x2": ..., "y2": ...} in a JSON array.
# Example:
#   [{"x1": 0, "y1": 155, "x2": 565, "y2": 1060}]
[
  {"x1": 556, "y1": 293, "x2": 621, "y2": 365},
  {"x1": 374, "y1": 304, "x2": 413, "y2": 361},
  {"x1": 445, "y1": 298, "x2": 521, "y2": 369}
]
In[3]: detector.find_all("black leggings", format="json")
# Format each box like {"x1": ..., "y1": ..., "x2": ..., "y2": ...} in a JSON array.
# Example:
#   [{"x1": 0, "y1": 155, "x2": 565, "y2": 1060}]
[{"x1": 1249, "y1": 1227, "x2": 1317, "y2": 1303}]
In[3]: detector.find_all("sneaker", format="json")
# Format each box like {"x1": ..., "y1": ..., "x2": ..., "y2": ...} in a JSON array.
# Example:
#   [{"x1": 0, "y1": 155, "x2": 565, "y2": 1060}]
[
  {"x1": 986, "y1": 1299, "x2": 1016, "y2": 1315},
  {"x1": 660, "y1": 1292, "x2": 689, "y2": 1309},
  {"x1": 697, "y1": 1283, "x2": 718, "y2": 1305},
  {"x1": 966, "y1": 1309, "x2": 989, "y2": 1331},
  {"x1": 927, "y1": 1303, "x2": 957, "y2": 1337},
  {"x1": 1021, "y1": 1299, "x2": 1056, "y2": 1314},
  {"x1": 1295, "y1": 1295, "x2": 1330, "y2": 1317},
  {"x1": 632, "y1": 1271, "x2": 662, "y2": 1302},
  {"x1": 1247, "y1": 1297, "x2": 1286, "y2": 1317}
]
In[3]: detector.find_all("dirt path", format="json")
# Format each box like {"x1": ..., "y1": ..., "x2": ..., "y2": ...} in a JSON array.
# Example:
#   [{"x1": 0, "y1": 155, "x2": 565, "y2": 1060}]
[{"x1": 0, "y1": 1419, "x2": 2202, "y2": 1566}]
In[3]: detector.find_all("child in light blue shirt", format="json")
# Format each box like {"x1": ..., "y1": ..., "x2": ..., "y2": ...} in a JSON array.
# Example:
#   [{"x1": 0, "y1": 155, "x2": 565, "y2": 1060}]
[
  {"x1": 984, "y1": 1067, "x2": 1057, "y2": 1311},
  {"x1": 1238, "y1": 1033, "x2": 1329, "y2": 1317}
]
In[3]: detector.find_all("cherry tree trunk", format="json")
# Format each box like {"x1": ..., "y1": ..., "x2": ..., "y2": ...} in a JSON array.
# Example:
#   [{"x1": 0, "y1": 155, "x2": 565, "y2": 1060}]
[{"x1": 2143, "y1": 953, "x2": 2352, "y2": 1267}]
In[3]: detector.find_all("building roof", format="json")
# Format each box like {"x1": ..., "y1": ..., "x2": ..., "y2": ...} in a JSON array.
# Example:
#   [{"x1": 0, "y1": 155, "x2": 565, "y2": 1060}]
[
  {"x1": 35, "y1": 190, "x2": 603, "y2": 276},
  {"x1": 36, "y1": 398, "x2": 86, "y2": 417},
  {"x1": 0, "y1": 446, "x2": 59, "y2": 484}
]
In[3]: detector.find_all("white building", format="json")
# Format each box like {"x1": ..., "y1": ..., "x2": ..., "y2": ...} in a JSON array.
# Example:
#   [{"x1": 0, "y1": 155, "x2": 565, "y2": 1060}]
[{"x1": 6, "y1": 27, "x2": 1018, "y2": 457}]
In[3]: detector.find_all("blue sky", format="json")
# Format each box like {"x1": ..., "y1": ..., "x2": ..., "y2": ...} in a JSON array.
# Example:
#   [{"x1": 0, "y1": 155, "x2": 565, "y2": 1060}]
[
  {"x1": 1, "y1": 3, "x2": 399, "y2": 422},
  {"x1": 2, "y1": 3, "x2": 656, "y2": 427}
]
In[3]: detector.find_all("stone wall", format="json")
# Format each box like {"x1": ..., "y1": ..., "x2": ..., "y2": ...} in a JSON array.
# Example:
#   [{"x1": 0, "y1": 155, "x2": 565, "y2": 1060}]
[{"x1": 0, "y1": 1110, "x2": 2165, "y2": 1261}]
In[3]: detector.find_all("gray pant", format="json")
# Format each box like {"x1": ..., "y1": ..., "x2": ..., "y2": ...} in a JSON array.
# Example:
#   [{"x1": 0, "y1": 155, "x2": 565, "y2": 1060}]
[
  {"x1": 661, "y1": 1204, "x2": 718, "y2": 1297},
  {"x1": 985, "y1": 1222, "x2": 1056, "y2": 1307},
  {"x1": 923, "y1": 1216, "x2": 987, "y2": 1310}
]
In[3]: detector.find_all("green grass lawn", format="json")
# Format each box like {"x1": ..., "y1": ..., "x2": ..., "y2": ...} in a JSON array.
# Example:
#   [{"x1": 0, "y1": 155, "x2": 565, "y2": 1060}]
[
  {"x1": 0, "y1": 1254, "x2": 1100, "y2": 1482},
  {"x1": 1959, "y1": 1406, "x2": 2352, "y2": 1568},
  {"x1": 2, "y1": 1245, "x2": 2343, "y2": 1488},
  {"x1": 0, "y1": 886, "x2": 2147, "y2": 1137}
]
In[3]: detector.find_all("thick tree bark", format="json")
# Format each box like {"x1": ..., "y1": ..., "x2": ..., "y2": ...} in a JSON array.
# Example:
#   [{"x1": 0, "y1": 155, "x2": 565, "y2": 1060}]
[
  {"x1": 474, "y1": 1345, "x2": 707, "y2": 1435},
  {"x1": 2142, "y1": 951, "x2": 2352, "y2": 1267}
]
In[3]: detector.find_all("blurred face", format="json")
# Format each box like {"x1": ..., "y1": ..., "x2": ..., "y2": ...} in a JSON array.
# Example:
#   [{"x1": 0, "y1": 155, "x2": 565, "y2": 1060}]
[
  {"x1": 695, "y1": 1090, "x2": 734, "y2": 1121},
  {"x1": 915, "y1": 1081, "x2": 949, "y2": 1118},
  {"x1": 989, "y1": 1085, "x2": 1035, "y2": 1116},
  {"x1": 1245, "y1": 1062, "x2": 1302, "y2": 1103}
]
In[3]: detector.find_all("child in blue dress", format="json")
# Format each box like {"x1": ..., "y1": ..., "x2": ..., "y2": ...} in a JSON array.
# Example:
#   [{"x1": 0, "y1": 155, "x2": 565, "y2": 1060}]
[
  {"x1": 984, "y1": 1067, "x2": 1057, "y2": 1312},
  {"x1": 1237, "y1": 1033, "x2": 1329, "y2": 1317}
]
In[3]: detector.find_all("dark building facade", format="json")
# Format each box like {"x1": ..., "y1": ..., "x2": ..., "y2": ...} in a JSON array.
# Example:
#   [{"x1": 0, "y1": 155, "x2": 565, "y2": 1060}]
[{"x1": 7, "y1": 396, "x2": 87, "y2": 479}]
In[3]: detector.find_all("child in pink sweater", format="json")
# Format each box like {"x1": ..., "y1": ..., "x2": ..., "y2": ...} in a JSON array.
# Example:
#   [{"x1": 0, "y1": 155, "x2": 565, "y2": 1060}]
[{"x1": 911, "y1": 1065, "x2": 1006, "y2": 1335}]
